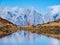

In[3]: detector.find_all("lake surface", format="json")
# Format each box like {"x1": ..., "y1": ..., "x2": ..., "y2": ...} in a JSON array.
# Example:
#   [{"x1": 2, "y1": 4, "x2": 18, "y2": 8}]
[{"x1": 0, "y1": 30, "x2": 60, "y2": 45}]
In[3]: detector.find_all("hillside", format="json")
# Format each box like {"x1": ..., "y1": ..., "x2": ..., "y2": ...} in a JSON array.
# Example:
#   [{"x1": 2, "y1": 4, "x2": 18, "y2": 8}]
[
  {"x1": 0, "y1": 17, "x2": 60, "y2": 39},
  {"x1": 0, "y1": 17, "x2": 20, "y2": 38},
  {"x1": 21, "y1": 19, "x2": 60, "y2": 39},
  {"x1": 36, "y1": 19, "x2": 60, "y2": 39}
]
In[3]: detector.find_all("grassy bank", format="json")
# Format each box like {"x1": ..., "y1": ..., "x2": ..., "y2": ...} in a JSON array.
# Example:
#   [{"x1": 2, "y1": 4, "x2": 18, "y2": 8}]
[{"x1": 0, "y1": 17, "x2": 60, "y2": 39}]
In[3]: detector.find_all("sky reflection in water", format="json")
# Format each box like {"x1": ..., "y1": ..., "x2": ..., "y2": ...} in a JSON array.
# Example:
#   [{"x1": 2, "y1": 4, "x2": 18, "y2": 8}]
[{"x1": 0, "y1": 30, "x2": 60, "y2": 45}]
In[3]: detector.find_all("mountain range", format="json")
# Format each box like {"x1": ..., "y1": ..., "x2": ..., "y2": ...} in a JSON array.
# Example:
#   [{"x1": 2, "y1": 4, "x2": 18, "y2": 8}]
[{"x1": 0, "y1": 7, "x2": 60, "y2": 26}]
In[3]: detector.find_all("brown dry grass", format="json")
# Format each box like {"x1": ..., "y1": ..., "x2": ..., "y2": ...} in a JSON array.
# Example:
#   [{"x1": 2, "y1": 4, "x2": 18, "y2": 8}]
[
  {"x1": 0, "y1": 17, "x2": 60, "y2": 39},
  {"x1": 0, "y1": 17, "x2": 20, "y2": 38}
]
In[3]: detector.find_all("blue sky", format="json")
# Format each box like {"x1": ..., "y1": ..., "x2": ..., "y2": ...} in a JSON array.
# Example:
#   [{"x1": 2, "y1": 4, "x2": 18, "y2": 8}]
[{"x1": 0, "y1": 0, "x2": 60, "y2": 14}]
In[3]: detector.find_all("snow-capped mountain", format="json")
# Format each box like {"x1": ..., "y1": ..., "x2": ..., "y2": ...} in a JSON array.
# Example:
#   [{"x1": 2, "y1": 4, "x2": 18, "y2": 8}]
[
  {"x1": 43, "y1": 6, "x2": 60, "y2": 23},
  {"x1": 0, "y1": 7, "x2": 60, "y2": 26},
  {"x1": 0, "y1": 7, "x2": 44, "y2": 26},
  {"x1": 48, "y1": 5, "x2": 60, "y2": 20}
]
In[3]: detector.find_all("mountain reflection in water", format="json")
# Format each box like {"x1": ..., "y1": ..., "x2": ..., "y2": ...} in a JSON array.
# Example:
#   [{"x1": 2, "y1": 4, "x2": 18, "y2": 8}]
[{"x1": 0, "y1": 30, "x2": 60, "y2": 45}]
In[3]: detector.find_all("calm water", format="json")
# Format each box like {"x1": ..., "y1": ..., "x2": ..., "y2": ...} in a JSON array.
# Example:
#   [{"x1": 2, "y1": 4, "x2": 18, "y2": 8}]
[{"x1": 0, "y1": 30, "x2": 60, "y2": 45}]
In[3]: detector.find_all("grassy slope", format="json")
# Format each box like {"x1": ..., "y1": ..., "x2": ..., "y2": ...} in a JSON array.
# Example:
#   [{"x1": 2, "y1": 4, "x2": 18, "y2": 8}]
[
  {"x1": 0, "y1": 17, "x2": 60, "y2": 39},
  {"x1": 21, "y1": 19, "x2": 60, "y2": 39},
  {"x1": 0, "y1": 17, "x2": 20, "y2": 38}
]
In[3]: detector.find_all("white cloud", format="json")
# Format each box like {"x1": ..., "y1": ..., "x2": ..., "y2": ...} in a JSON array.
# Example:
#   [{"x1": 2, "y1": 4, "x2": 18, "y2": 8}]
[{"x1": 48, "y1": 5, "x2": 60, "y2": 14}]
